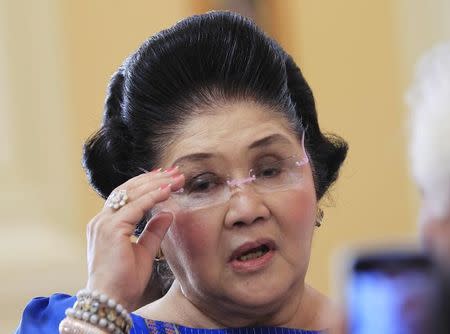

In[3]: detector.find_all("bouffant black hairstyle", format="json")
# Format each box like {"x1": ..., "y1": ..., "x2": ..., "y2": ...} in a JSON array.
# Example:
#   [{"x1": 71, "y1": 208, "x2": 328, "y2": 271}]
[{"x1": 83, "y1": 11, "x2": 347, "y2": 206}]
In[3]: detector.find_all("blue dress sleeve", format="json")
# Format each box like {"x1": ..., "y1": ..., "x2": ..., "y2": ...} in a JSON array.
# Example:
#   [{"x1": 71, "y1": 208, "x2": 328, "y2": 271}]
[
  {"x1": 15, "y1": 293, "x2": 76, "y2": 334},
  {"x1": 15, "y1": 294, "x2": 150, "y2": 334}
]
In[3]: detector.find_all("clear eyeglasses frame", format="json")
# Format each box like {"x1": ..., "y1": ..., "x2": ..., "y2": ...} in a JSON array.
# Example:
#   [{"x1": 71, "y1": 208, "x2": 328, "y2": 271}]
[{"x1": 158, "y1": 133, "x2": 310, "y2": 211}]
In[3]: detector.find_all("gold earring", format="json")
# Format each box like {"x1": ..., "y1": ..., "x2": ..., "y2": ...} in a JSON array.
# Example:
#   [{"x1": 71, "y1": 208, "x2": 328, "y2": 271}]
[
  {"x1": 155, "y1": 248, "x2": 165, "y2": 261},
  {"x1": 315, "y1": 208, "x2": 324, "y2": 227}
]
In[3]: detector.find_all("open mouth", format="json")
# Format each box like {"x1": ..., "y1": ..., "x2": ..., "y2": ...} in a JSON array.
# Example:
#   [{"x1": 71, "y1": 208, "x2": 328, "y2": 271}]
[
  {"x1": 236, "y1": 244, "x2": 270, "y2": 261},
  {"x1": 229, "y1": 240, "x2": 276, "y2": 272},
  {"x1": 230, "y1": 240, "x2": 276, "y2": 262}
]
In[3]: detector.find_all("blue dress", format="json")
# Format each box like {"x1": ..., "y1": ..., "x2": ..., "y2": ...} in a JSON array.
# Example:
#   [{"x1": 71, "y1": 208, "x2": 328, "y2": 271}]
[{"x1": 15, "y1": 293, "x2": 323, "y2": 334}]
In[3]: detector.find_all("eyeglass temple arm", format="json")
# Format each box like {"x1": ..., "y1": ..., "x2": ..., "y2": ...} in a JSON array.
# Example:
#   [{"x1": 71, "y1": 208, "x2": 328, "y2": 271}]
[{"x1": 300, "y1": 131, "x2": 309, "y2": 164}]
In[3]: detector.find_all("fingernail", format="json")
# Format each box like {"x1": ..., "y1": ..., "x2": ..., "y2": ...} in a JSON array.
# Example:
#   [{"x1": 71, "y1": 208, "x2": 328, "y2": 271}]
[
  {"x1": 159, "y1": 183, "x2": 171, "y2": 190},
  {"x1": 151, "y1": 168, "x2": 162, "y2": 173},
  {"x1": 164, "y1": 166, "x2": 179, "y2": 173},
  {"x1": 171, "y1": 173, "x2": 184, "y2": 180}
]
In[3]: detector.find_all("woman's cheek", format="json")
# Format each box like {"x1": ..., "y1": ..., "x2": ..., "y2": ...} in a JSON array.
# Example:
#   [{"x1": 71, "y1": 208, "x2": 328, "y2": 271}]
[
  {"x1": 282, "y1": 168, "x2": 318, "y2": 231},
  {"x1": 274, "y1": 186, "x2": 316, "y2": 232},
  {"x1": 163, "y1": 210, "x2": 221, "y2": 268}
]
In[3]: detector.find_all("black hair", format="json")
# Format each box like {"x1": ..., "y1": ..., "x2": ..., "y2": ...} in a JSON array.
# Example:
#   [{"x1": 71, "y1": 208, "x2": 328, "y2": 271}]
[
  {"x1": 82, "y1": 11, "x2": 348, "y2": 294},
  {"x1": 84, "y1": 11, "x2": 347, "y2": 200}
]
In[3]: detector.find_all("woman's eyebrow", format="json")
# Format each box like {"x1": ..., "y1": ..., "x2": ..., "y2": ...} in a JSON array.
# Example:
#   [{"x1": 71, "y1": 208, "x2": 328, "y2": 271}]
[
  {"x1": 172, "y1": 153, "x2": 214, "y2": 167},
  {"x1": 248, "y1": 134, "x2": 292, "y2": 150},
  {"x1": 171, "y1": 134, "x2": 291, "y2": 166}
]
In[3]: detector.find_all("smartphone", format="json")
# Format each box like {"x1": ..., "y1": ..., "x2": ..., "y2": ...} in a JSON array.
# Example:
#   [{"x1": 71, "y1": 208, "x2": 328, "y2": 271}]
[{"x1": 345, "y1": 250, "x2": 438, "y2": 334}]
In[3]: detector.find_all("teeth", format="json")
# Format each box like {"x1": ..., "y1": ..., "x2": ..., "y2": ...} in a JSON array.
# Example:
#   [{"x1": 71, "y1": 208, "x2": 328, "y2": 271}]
[{"x1": 237, "y1": 250, "x2": 265, "y2": 261}]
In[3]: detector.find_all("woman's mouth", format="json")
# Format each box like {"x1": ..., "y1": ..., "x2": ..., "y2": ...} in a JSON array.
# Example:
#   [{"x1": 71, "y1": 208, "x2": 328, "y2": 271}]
[
  {"x1": 236, "y1": 244, "x2": 270, "y2": 261},
  {"x1": 229, "y1": 240, "x2": 276, "y2": 272}
]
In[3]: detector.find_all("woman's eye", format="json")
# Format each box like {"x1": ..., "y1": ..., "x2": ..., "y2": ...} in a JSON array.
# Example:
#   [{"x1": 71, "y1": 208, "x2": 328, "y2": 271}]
[
  {"x1": 185, "y1": 173, "x2": 220, "y2": 193},
  {"x1": 256, "y1": 164, "x2": 282, "y2": 178}
]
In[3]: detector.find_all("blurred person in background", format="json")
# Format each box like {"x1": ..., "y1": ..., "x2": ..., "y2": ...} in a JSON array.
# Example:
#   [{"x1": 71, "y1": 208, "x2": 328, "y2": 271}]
[
  {"x1": 406, "y1": 40, "x2": 450, "y2": 333},
  {"x1": 331, "y1": 41, "x2": 450, "y2": 334},
  {"x1": 407, "y1": 41, "x2": 450, "y2": 270},
  {"x1": 16, "y1": 11, "x2": 347, "y2": 334}
]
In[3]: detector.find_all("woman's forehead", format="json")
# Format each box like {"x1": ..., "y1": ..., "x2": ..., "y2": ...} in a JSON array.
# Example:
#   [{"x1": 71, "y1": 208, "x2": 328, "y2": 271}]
[{"x1": 161, "y1": 102, "x2": 300, "y2": 165}]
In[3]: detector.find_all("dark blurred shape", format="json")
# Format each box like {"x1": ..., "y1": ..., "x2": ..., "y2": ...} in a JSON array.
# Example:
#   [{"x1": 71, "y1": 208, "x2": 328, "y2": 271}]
[
  {"x1": 347, "y1": 250, "x2": 439, "y2": 334},
  {"x1": 432, "y1": 269, "x2": 450, "y2": 334}
]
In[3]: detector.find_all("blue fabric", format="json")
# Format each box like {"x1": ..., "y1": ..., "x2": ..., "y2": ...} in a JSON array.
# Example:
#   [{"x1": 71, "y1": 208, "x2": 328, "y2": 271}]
[
  {"x1": 15, "y1": 294, "x2": 150, "y2": 334},
  {"x1": 16, "y1": 294, "x2": 323, "y2": 334},
  {"x1": 16, "y1": 293, "x2": 76, "y2": 334},
  {"x1": 176, "y1": 325, "x2": 321, "y2": 334},
  {"x1": 146, "y1": 320, "x2": 323, "y2": 334}
]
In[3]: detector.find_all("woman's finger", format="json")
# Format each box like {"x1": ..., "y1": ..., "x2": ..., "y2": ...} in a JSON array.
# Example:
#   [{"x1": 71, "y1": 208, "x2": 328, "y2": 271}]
[
  {"x1": 124, "y1": 173, "x2": 184, "y2": 206},
  {"x1": 109, "y1": 185, "x2": 173, "y2": 230},
  {"x1": 114, "y1": 173, "x2": 183, "y2": 220},
  {"x1": 137, "y1": 211, "x2": 174, "y2": 256},
  {"x1": 103, "y1": 169, "x2": 183, "y2": 215},
  {"x1": 116, "y1": 167, "x2": 180, "y2": 194}
]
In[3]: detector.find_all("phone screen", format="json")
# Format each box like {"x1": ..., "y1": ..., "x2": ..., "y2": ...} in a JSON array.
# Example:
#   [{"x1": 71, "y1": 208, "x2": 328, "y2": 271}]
[{"x1": 347, "y1": 252, "x2": 436, "y2": 334}]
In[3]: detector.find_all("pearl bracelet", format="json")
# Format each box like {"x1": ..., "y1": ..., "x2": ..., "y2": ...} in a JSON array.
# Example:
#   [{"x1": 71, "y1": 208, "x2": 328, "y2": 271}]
[
  {"x1": 64, "y1": 289, "x2": 132, "y2": 334},
  {"x1": 59, "y1": 317, "x2": 106, "y2": 334}
]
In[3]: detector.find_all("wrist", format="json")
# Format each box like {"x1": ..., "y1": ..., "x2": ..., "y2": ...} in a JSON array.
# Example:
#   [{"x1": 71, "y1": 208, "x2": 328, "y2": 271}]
[
  {"x1": 86, "y1": 281, "x2": 136, "y2": 312},
  {"x1": 63, "y1": 289, "x2": 132, "y2": 334}
]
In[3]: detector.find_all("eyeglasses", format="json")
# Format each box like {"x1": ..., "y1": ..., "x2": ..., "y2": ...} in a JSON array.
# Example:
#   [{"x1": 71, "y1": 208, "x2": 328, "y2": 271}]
[
  {"x1": 170, "y1": 154, "x2": 309, "y2": 210},
  {"x1": 156, "y1": 134, "x2": 310, "y2": 211}
]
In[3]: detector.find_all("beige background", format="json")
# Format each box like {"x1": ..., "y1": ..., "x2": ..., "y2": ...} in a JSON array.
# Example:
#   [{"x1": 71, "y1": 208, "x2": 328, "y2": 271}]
[{"x1": 1, "y1": 0, "x2": 449, "y2": 332}]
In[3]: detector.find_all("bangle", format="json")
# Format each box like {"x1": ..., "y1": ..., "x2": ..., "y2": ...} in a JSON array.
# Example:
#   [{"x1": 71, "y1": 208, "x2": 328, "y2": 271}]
[
  {"x1": 59, "y1": 317, "x2": 107, "y2": 334},
  {"x1": 64, "y1": 289, "x2": 132, "y2": 334}
]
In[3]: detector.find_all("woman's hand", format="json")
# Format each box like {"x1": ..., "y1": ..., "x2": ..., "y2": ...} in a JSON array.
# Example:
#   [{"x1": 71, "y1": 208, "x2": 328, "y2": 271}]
[{"x1": 85, "y1": 168, "x2": 184, "y2": 312}]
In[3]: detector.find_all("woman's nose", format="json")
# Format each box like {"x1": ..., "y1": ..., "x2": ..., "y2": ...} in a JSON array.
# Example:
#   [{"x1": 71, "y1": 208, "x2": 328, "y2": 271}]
[{"x1": 223, "y1": 185, "x2": 271, "y2": 228}]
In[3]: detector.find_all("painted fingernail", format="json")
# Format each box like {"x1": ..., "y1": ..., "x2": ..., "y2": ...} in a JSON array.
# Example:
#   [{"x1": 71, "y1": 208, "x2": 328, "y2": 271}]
[
  {"x1": 164, "y1": 166, "x2": 179, "y2": 173},
  {"x1": 171, "y1": 173, "x2": 184, "y2": 180},
  {"x1": 159, "y1": 183, "x2": 171, "y2": 190}
]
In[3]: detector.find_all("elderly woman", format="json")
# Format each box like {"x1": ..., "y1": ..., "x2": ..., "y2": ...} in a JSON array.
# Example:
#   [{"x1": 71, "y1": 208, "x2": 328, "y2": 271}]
[{"x1": 16, "y1": 12, "x2": 347, "y2": 334}]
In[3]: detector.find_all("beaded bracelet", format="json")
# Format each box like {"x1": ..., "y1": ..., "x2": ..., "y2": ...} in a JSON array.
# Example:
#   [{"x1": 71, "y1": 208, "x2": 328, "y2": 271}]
[
  {"x1": 64, "y1": 289, "x2": 132, "y2": 334},
  {"x1": 59, "y1": 317, "x2": 106, "y2": 334}
]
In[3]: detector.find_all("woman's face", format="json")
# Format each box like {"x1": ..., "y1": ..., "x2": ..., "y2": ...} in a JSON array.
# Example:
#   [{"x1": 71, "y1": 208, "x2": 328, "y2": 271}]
[{"x1": 159, "y1": 101, "x2": 317, "y2": 311}]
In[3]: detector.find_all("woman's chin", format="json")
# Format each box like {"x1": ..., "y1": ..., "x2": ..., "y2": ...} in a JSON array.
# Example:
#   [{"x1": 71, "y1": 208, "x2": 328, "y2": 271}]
[
  {"x1": 218, "y1": 262, "x2": 304, "y2": 310},
  {"x1": 224, "y1": 280, "x2": 297, "y2": 311}
]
